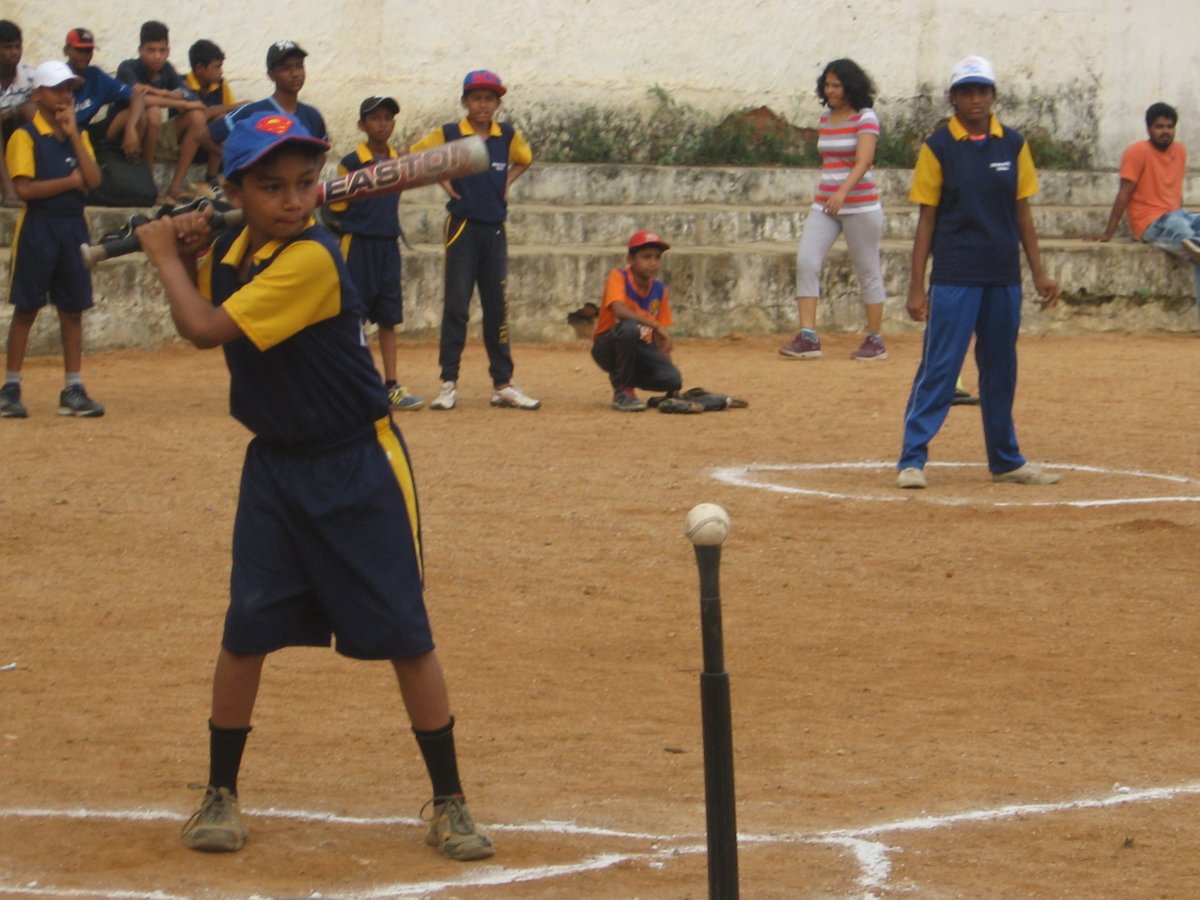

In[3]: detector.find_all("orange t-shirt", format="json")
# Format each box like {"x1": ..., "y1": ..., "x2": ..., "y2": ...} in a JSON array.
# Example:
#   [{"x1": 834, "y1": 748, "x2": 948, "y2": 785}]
[
  {"x1": 594, "y1": 267, "x2": 672, "y2": 337},
  {"x1": 1119, "y1": 140, "x2": 1186, "y2": 239}
]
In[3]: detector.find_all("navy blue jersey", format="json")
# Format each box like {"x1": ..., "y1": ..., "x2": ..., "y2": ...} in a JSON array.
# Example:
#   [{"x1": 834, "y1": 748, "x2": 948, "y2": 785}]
[
  {"x1": 441, "y1": 121, "x2": 514, "y2": 224},
  {"x1": 336, "y1": 144, "x2": 401, "y2": 238},
  {"x1": 199, "y1": 224, "x2": 388, "y2": 448},
  {"x1": 72, "y1": 65, "x2": 133, "y2": 127},
  {"x1": 7, "y1": 112, "x2": 92, "y2": 217},
  {"x1": 210, "y1": 97, "x2": 327, "y2": 145},
  {"x1": 923, "y1": 124, "x2": 1028, "y2": 286}
]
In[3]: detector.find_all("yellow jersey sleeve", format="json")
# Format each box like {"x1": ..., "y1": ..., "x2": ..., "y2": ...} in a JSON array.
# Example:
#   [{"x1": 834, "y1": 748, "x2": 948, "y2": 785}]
[
  {"x1": 221, "y1": 240, "x2": 343, "y2": 351},
  {"x1": 908, "y1": 143, "x2": 942, "y2": 207},
  {"x1": 510, "y1": 128, "x2": 533, "y2": 165},
  {"x1": 6, "y1": 128, "x2": 34, "y2": 180},
  {"x1": 1016, "y1": 141, "x2": 1039, "y2": 200},
  {"x1": 410, "y1": 127, "x2": 447, "y2": 154}
]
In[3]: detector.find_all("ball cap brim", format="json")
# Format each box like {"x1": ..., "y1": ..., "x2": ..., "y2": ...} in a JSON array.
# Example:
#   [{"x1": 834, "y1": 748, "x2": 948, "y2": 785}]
[
  {"x1": 266, "y1": 40, "x2": 308, "y2": 70},
  {"x1": 222, "y1": 111, "x2": 330, "y2": 179},
  {"x1": 462, "y1": 69, "x2": 507, "y2": 97},
  {"x1": 627, "y1": 230, "x2": 671, "y2": 253},
  {"x1": 32, "y1": 60, "x2": 84, "y2": 90},
  {"x1": 950, "y1": 55, "x2": 997, "y2": 89},
  {"x1": 359, "y1": 95, "x2": 400, "y2": 118},
  {"x1": 65, "y1": 28, "x2": 96, "y2": 49}
]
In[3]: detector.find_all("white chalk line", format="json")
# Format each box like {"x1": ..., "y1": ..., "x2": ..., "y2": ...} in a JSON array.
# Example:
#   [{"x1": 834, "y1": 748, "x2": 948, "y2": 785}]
[
  {"x1": 4, "y1": 781, "x2": 1200, "y2": 899},
  {"x1": 712, "y1": 460, "x2": 1200, "y2": 508}
]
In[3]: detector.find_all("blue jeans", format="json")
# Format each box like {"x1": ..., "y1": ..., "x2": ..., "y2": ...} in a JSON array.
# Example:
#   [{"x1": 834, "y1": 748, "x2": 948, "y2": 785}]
[{"x1": 1141, "y1": 209, "x2": 1200, "y2": 311}]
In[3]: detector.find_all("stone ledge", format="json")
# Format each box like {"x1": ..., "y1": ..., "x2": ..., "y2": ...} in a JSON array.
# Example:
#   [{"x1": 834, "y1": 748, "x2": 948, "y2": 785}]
[{"x1": 2, "y1": 239, "x2": 1194, "y2": 355}]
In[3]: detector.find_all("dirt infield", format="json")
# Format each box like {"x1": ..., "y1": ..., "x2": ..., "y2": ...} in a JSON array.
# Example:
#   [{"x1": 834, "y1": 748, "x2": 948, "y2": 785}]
[{"x1": 3, "y1": 331, "x2": 1200, "y2": 899}]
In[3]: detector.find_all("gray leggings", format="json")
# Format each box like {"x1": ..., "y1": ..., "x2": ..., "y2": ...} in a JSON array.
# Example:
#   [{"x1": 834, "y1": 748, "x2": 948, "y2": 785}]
[{"x1": 795, "y1": 207, "x2": 885, "y2": 303}]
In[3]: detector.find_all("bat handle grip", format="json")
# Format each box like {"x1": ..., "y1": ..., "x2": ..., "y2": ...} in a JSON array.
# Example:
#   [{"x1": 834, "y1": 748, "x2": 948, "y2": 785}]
[{"x1": 80, "y1": 208, "x2": 245, "y2": 269}]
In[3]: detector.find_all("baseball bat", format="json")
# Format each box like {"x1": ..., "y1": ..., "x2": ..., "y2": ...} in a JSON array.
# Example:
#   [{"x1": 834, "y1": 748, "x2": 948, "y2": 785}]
[
  {"x1": 80, "y1": 135, "x2": 490, "y2": 269},
  {"x1": 685, "y1": 504, "x2": 739, "y2": 900}
]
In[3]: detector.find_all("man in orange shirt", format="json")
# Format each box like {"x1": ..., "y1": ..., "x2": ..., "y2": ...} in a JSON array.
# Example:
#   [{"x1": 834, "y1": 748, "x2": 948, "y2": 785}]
[{"x1": 1092, "y1": 102, "x2": 1200, "y2": 308}]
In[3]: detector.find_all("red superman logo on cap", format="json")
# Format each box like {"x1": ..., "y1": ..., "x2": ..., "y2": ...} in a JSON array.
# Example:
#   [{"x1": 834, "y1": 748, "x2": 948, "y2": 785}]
[{"x1": 256, "y1": 115, "x2": 293, "y2": 135}]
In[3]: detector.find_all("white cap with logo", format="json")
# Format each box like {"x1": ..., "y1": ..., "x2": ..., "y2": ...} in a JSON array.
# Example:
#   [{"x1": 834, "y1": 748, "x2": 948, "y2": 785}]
[
  {"x1": 32, "y1": 60, "x2": 84, "y2": 90},
  {"x1": 950, "y1": 55, "x2": 996, "y2": 90}
]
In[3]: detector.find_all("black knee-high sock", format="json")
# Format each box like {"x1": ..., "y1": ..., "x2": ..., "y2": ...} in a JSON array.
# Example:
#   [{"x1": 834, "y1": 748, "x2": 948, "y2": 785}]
[
  {"x1": 208, "y1": 720, "x2": 252, "y2": 796},
  {"x1": 413, "y1": 716, "x2": 463, "y2": 800}
]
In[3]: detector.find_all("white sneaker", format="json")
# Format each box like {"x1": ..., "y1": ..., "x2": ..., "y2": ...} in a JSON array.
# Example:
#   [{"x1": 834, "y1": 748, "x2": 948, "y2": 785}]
[
  {"x1": 431, "y1": 381, "x2": 457, "y2": 411},
  {"x1": 490, "y1": 384, "x2": 541, "y2": 410},
  {"x1": 1181, "y1": 238, "x2": 1200, "y2": 265},
  {"x1": 897, "y1": 467, "x2": 926, "y2": 489},
  {"x1": 992, "y1": 464, "x2": 1061, "y2": 485}
]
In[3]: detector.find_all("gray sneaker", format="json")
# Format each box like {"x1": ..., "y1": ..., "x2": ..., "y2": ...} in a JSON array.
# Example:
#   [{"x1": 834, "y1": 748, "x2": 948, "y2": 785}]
[
  {"x1": 897, "y1": 467, "x2": 927, "y2": 489},
  {"x1": 0, "y1": 382, "x2": 27, "y2": 418},
  {"x1": 1181, "y1": 238, "x2": 1200, "y2": 265},
  {"x1": 181, "y1": 786, "x2": 247, "y2": 852},
  {"x1": 58, "y1": 384, "x2": 104, "y2": 417},
  {"x1": 612, "y1": 389, "x2": 647, "y2": 412},
  {"x1": 992, "y1": 464, "x2": 1061, "y2": 485},
  {"x1": 423, "y1": 795, "x2": 495, "y2": 861}
]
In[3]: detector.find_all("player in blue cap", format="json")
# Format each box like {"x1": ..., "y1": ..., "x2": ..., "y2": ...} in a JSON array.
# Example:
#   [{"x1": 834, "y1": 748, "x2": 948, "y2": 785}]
[{"x1": 135, "y1": 110, "x2": 495, "y2": 861}]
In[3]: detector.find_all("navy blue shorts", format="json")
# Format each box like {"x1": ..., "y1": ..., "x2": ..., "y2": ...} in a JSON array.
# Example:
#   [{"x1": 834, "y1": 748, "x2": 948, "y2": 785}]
[
  {"x1": 224, "y1": 418, "x2": 433, "y2": 660},
  {"x1": 344, "y1": 234, "x2": 403, "y2": 326},
  {"x1": 9, "y1": 213, "x2": 94, "y2": 312}
]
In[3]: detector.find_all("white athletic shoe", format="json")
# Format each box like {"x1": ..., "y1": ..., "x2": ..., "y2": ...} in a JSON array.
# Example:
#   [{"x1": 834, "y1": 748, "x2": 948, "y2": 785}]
[
  {"x1": 490, "y1": 384, "x2": 541, "y2": 410},
  {"x1": 991, "y1": 464, "x2": 1061, "y2": 485},
  {"x1": 897, "y1": 467, "x2": 926, "y2": 489},
  {"x1": 431, "y1": 381, "x2": 457, "y2": 411}
]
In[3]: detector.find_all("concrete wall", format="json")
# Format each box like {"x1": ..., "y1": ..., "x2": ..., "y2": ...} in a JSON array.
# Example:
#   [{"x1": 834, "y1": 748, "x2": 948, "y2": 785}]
[{"x1": 11, "y1": 1, "x2": 1197, "y2": 168}]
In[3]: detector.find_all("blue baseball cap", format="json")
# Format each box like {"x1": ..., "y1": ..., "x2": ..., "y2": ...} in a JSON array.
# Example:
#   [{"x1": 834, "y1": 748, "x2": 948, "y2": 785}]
[
  {"x1": 222, "y1": 111, "x2": 330, "y2": 178},
  {"x1": 462, "y1": 69, "x2": 506, "y2": 97}
]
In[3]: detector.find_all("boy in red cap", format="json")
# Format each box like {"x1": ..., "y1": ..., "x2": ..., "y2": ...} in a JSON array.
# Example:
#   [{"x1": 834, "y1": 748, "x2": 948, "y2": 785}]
[
  {"x1": 590, "y1": 231, "x2": 682, "y2": 411},
  {"x1": 411, "y1": 69, "x2": 537, "y2": 411},
  {"x1": 134, "y1": 110, "x2": 493, "y2": 862}
]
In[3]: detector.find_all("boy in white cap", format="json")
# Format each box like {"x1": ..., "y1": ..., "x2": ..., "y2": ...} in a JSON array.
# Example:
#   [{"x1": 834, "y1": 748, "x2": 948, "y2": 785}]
[
  {"x1": 896, "y1": 55, "x2": 1059, "y2": 489},
  {"x1": 1, "y1": 60, "x2": 103, "y2": 419}
]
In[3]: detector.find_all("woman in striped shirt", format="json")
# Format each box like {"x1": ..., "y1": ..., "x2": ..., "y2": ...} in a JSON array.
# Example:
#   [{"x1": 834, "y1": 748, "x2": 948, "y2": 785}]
[{"x1": 780, "y1": 58, "x2": 887, "y2": 361}]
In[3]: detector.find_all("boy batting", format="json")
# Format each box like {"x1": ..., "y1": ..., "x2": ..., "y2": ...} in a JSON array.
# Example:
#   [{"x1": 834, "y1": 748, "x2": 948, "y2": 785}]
[{"x1": 135, "y1": 111, "x2": 493, "y2": 861}]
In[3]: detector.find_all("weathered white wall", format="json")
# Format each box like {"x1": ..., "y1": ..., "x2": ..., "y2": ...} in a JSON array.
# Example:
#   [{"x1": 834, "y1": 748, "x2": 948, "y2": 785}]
[{"x1": 13, "y1": 1, "x2": 1198, "y2": 166}]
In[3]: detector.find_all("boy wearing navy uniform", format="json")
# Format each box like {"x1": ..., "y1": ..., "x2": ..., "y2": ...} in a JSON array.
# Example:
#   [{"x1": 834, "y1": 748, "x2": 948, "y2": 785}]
[
  {"x1": 897, "y1": 56, "x2": 1060, "y2": 489},
  {"x1": 411, "y1": 69, "x2": 539, "y2": 411},
  {"x1": 591, "y1": 230, "x2": 682, "y2": 412},
  {"x1": 209, "y1": 40, "x2": 327, "y2": 150},
  {"x1": 1, "y1": 61, "x2": 103, "y2": 419},
  {"x1": 63, "y1": 28, "x2": 149, "y2": 162},
  {"x1": 331, "y1": 95, "x2": 423, "y2": 410},
  {"x1": 135, "y1": 111, "x2": 493, "y2": 861}
]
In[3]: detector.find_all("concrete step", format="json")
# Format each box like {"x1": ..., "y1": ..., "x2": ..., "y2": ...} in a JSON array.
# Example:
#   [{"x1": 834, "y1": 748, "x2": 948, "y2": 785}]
[
  {"x1": 400, "y1": 201, "x2": 1124, "y2": 244},
  {"x1": 2, "y1": 238, "x2": 1194, "y2": 355},
  {"x1": 0, "y1": 199, "x2": 1129, "y2": 250}
]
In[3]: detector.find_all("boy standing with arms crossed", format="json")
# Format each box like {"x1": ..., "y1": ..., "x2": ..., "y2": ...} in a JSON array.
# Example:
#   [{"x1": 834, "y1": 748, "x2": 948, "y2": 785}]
[
  {"x1": 1, "y1": 61, "x2": 103, "y2": 419},
  {"x1": 332, "y1": 95, "x2": 424, "y2": 410},
  {"x1": 411, "y1": 69, "x2": 538, "y2": 410},
  {"x1": 135, "y1": 111, "x2": 493, "y2": 861}
]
